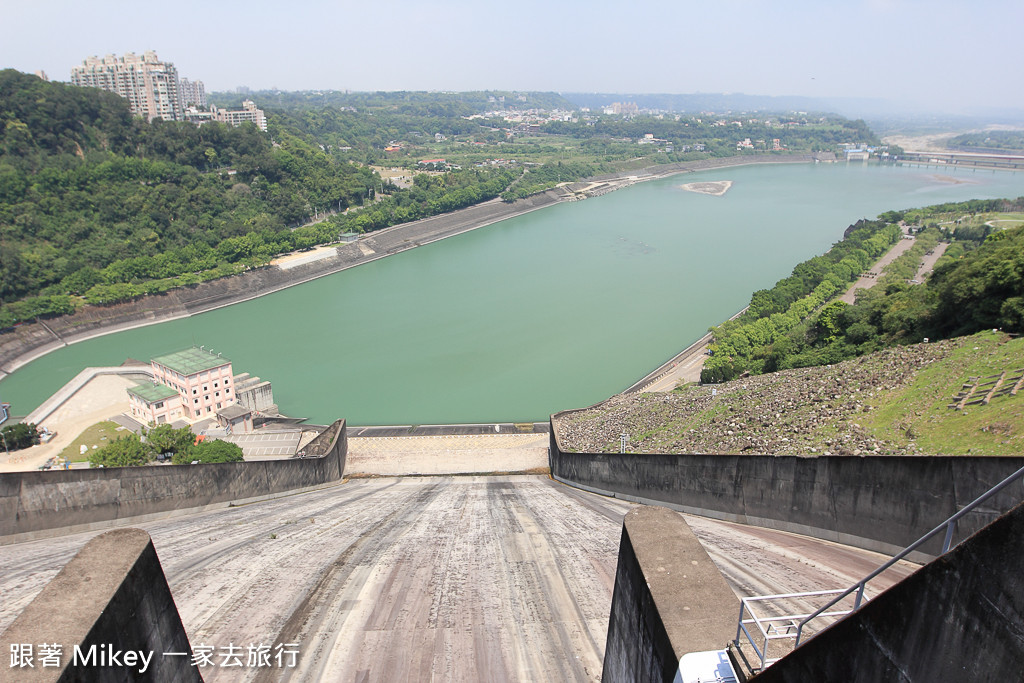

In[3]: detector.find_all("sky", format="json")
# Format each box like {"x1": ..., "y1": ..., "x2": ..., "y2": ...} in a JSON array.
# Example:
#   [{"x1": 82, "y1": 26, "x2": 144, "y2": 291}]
[{"x1": 2, "y1": 0, "x2": 1022, "y2": 114}]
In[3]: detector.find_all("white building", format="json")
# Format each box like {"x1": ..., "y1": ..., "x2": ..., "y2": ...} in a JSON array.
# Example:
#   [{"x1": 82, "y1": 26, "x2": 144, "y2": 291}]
[
  {"x1": 211, "y1": 100, "x2": 267, "y2": 132},
  {"x1": 179, "y1": 77, "x2": 207, "y2": 108}
]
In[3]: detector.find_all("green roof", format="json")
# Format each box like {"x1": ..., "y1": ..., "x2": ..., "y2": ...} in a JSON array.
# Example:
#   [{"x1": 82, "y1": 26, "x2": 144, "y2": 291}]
[
  {"x1": 151, "y1": 347, "x2": 231, "y2": 376},
  {"x1": 127, "y1": 382, "x2": 179, "y2": 404}
]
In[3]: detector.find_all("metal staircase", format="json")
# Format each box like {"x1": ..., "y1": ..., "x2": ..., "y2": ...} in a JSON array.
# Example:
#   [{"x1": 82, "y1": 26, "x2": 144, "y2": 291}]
[{"x1": 732, "y1": 463, "x2": 1024, "y2": 675}]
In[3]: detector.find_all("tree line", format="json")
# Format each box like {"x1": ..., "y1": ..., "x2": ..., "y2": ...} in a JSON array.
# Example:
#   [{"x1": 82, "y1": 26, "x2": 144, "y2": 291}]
[
  {"x1": 88, "y1": 424, "x2": 244, "y2": 467},
  {"x1": 701, "y1": 198, "x2": 1024, "y2": 383}
]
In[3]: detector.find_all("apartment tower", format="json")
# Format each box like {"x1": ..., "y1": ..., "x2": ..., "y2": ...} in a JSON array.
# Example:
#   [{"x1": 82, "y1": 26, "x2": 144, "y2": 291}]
[
  {"x1": 179, "y1": 77, "x2": 207, "y2": 108},
  {"x1": 70, "y1": 51, "x2": 181, "y2": 122}
]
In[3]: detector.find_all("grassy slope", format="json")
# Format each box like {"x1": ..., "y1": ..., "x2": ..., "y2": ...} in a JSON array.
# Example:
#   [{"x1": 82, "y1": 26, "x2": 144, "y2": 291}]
[
  {"x1": 863, "y1": 331, "x2": 1024, "y2": 455},
  {"x1": 57, "y1": 420, "x2": 123, "y2": 463},
  {"x1": 556, "y1": 331, "x2": 1024, "y2": 456}
]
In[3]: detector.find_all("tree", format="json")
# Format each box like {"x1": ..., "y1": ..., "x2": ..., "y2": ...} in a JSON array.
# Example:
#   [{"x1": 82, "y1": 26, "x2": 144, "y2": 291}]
[
  {"x1": 144, "y1": 424, "x2": 195, "y2": 457},
  {"x1": 89, "y1": 434, "x2": 154, "y2": 467},
  {"x1": 0, "y1": 422, "x2": 40, "y2": 451},
  {"x1": 172, "y1": 438, "x2": 244, "y2": 464}
]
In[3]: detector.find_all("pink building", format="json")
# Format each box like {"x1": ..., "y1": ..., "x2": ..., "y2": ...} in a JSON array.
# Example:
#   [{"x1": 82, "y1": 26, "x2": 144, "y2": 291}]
[
  {"x1": 127, "y1": 382, "x2": 183, "y2": 425},
  {"x1": 149, "y1": 347, "x2": 236, "y2": 420},
  {"x1": 128, "y1": 346, "x2": 241, "y2": 425}
]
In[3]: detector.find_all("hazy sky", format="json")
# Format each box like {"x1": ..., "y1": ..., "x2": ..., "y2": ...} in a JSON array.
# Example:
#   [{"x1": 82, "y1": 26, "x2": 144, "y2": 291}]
[{"x1": 3, "y1": 0, "x2": 1022, "y2": 112}]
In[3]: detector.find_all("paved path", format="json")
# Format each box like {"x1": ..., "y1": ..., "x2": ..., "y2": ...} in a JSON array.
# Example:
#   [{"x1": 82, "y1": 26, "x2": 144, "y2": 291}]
[
  {"x1": 839, "y1": 236, "x2": 916, "y2": 304},
  {"x1": 640, "y1": 340, "x2": 711, "y2": 392},
  {"x1": 915, "y1": 242, "x2": 949, "y2": 281},
  {"x1": 23, "y1": 365, "x2": 152, "y2": 426},
  {"x1": 0, "y1": 475, "x2": 917, "y2": 682}
]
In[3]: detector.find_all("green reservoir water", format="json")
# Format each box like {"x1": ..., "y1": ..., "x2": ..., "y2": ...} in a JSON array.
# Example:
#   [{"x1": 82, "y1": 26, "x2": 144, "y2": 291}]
[{"x1": 3, "y1": 163, "x2": 1023, "y2": 425}]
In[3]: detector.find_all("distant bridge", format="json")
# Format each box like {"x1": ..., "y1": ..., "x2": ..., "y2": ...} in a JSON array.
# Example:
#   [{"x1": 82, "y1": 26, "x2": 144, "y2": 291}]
[{"x1": 894, "y1": 149, "x2": 1024, "y2": 171}]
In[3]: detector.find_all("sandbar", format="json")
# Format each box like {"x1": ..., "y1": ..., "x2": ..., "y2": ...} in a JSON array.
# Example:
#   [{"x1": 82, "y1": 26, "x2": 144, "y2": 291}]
[
  {"x1": 680, "y1": 180, "x2": 733, "y2": 196},
  {"x1": 929, "y1": 174, "x2": 978, "y2": 185}
]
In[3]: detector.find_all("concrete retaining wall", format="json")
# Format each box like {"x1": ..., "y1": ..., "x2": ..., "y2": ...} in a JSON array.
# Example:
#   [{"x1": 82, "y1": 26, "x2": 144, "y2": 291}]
[
  {"x1": 752, "y1": 500, "x2": 1024, "y2": 682},
  {"x1": 0, "y1": 192, "x2": 561, "y2": 378},
  {"x1": 549, "y1": 426, "x2": 1024, "y2": 561},
  {"x1": 0, "y1": 419, "x2": 346, "y2": 544},
  {"x1": 602, "y1": 506, "x2": 739, "y2": 683},
  {"x1": 0, "y1": 528, "x2": 202, "y2": 682}
]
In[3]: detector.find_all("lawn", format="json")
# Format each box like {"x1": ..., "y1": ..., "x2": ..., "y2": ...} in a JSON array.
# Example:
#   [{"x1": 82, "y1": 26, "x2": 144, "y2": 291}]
[{"x1": 58, "y1": 420, "x2": 128, "y2": 462}]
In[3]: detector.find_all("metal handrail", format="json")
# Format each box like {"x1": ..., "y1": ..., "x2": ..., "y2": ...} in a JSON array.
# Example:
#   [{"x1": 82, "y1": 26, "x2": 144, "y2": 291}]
[
  {"x1": 732, "y1": 463, "x2": 1024, "y2": 673},
  {"x1": 793, "y1": 462, "x2": 1024, "y2": 647},
  {"x1": 735, "y1": 589, "x2": 853, "y2": 670}
]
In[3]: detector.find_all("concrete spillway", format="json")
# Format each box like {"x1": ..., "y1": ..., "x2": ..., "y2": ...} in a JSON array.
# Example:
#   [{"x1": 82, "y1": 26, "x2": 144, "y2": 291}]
[{"x1": 0, "y1": 475, "x2": 913, "y2": 682}]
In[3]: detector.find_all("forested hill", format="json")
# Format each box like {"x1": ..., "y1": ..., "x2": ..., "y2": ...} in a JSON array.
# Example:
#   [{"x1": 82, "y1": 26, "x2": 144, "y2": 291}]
[{"x1": 0, "y1": 69, "x2": 382, "y2": 311}]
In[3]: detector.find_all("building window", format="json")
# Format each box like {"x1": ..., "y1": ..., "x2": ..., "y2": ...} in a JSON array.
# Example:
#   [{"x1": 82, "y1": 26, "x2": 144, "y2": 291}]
[
  {"x1": 216, "y1": 391, "x2": 220, "y2": 397},
  {"x1": 193, "y1": 388, "x2": 197, "y2": 395},
  {"x1": 216, "y1": 403, "x2": 221, "y2": 409},
  {"x1": 214, "y1": 382, "x2": 218, "y2": 388},
  {"x1": 206, "y1": 407, "x2": 211, "y2": 413},
  {"x1": 194, "y1": 398, "x2": 199, "y2": 404},
  {"x1": 155, "y1": 402, "x2": 163, "y2": 409}
]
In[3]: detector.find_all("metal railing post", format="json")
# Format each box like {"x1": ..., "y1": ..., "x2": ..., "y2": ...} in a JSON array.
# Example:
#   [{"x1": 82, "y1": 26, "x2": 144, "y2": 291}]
[
  {"x1": 853, "y1": 582, "x2": 866, "y2": 610},
  {"x1": 735, "y1": 602, "x2": 747, "y2": 645},
  {"x1": 941, "y1": 520, "x2": 956, "y2": 553}
]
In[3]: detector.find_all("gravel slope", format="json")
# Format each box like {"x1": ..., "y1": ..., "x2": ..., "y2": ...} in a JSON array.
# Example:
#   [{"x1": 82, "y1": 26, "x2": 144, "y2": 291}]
[{"x1": 555, "y1": 339, "x2": 963, "y2": 455}]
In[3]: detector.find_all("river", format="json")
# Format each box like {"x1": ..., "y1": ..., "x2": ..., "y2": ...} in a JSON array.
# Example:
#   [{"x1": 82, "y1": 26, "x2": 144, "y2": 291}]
[{"x1": 2, "y1": 162, "x2": 1023, "y2": 425}]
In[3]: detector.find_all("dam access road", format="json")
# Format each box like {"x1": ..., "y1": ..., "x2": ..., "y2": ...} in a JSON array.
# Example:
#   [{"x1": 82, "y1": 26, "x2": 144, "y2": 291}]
[{"x1": 0, "y1": 474, "x2": 915, "y2": 682}]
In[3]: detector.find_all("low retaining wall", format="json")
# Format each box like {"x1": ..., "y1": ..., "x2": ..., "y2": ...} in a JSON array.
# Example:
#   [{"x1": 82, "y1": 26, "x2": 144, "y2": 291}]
[
  {"x1": 549, "y1": 424, "x2": 1024, "y2": 561},
  {"x1": 0, "y1": 528, "x2": 202, "y2": 682},
  {"x1": 0, "y1": 419, "x2": 347, "y2": 544},
  {"x1": 602, "y1": 506, "x2": 739, "y2": 683},
  {"x1": 752, "y1": 500, "x2": 1024, "y2": 682}
]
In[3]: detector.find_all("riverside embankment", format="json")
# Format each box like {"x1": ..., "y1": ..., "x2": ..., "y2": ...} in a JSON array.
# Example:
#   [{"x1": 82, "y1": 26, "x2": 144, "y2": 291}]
[{"x1": 0, "y1": 154, "x2": 816, "y2": 381}]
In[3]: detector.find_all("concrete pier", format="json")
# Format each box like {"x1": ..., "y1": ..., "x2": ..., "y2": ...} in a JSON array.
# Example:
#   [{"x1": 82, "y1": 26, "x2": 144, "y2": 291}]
[{"x1": 0, "y1": 528, "x2": 201, "y2": 682}]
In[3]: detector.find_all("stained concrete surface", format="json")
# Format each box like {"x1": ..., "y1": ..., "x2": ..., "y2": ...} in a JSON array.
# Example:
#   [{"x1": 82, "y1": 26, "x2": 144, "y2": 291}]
[
  {"x1": 603, "y1": 507, "x2": 740, "y2": 683},
  {"x1": 0, "y1": 528, "x2": 201, "y2": 683},
  {"x1": 0, "y1": 476, "x2": 917, "y2": 682},
  {"x1": 346, "y1": 434, "x2": 549, "y2": 476}
]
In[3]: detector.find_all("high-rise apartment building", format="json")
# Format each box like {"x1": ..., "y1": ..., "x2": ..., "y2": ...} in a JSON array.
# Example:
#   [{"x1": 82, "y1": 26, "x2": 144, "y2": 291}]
[
  {"x1": 179, "y1": 77, "x2": 207, "y2": 108},
  {"x1": 70, "y1": 51, "x2": 181, "y2": 122}
]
